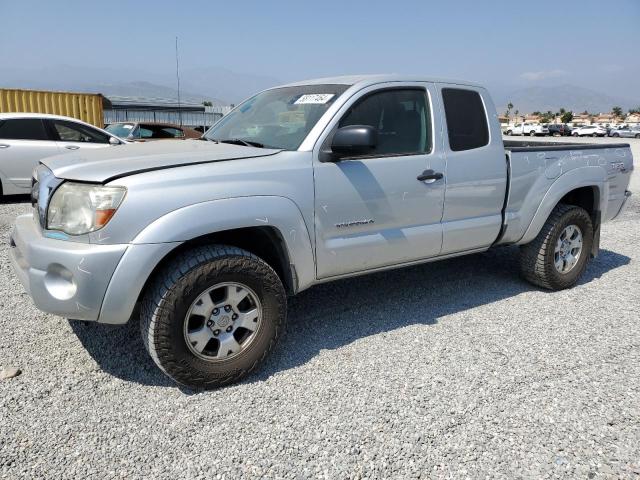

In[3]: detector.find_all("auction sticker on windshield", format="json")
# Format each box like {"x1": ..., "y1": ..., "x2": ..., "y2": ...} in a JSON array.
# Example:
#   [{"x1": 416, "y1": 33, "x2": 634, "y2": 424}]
[{"x1": 294, "y1": 94, "x2": 335, "y2": 105}]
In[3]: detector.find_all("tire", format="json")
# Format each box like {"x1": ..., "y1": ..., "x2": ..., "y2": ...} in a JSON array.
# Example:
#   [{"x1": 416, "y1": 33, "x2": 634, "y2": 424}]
[
  {"x1": 529, "y1": 130, "x2": 536, "y2": 137},
  {"x1": 612, "y1": 133, "x2": 620, "y2": 137},
  {"x1": 506, "y1": 130, "x2": 512, "y2": 136},
  {"x1": 635, "y1": 134, "x2": 640, "y2": 139},
  {"x1": 140, "y1": 244, "x2": 287, "y2": 389},
  {"x1": 519, "y1": 204, "x2": 593, "y2": 291},
  {"x1": 572, "y1": 132, "x2": 578, "y2": 137}
]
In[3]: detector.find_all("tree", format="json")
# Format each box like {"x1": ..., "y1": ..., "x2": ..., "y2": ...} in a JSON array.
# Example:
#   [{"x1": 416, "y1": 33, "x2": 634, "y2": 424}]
[
  {"x1": 505, "y1": 102, "x2": 514, "y2": 119},
  {"x1": 202, "y1": 101, "x2": 213, "y2": 107},
  {"x1": 561, "y1": 111, "x2": 573, "y2": 124},
  {"x1": 612, "y1": 106, "x2": 623, "y2": 118},
  {"x1": 539, "y1": 111, "x2": 554, "y2": 124},
  {"x1": 559, "y1": 107, "x2": 566, "y2": 115},
  {"x1": 629, "y1": 107, "x2": 640, "y2": 115}
]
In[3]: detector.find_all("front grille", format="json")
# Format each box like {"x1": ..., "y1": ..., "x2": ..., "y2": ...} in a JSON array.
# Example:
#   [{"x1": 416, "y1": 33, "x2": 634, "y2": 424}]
[{"x1": 32, "y1": 165, "x2": 63, "y2": 229}]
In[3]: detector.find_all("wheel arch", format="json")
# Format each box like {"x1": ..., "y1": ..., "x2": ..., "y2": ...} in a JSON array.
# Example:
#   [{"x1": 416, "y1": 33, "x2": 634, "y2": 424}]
[
  {"x1": 98, "y1": 196, "x2": 315, "y2": 324},
  {"x1": 518, "y1": 168, "x2": 605, "y2": 247}
]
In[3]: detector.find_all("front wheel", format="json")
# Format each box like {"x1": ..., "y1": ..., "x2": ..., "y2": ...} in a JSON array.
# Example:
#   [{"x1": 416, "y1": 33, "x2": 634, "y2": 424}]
[
  {"x1": 635, "y1": 134, "x2": 640, "y2": 139},
  {"x1": 140, "y1": 245, "x2": 287, "y2": 389},
  {"x1": 529, "y1": 130, "x2": 536, "y2": 137},
  {"x1": 506, "y1": 130, "x2": 512, "y2": 136},
  {"x1": 520, "y1": 204, "x2": 593, "y2": 290}
]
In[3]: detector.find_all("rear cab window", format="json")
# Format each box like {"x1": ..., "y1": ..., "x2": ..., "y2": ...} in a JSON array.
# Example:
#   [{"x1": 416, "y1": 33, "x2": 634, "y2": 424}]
[
  {"x1": 441, "y1": 88, "x2": 489, "y2": 151},
  {"x1": 0, "y1": 118, "x2": 49, "y2": 140}
]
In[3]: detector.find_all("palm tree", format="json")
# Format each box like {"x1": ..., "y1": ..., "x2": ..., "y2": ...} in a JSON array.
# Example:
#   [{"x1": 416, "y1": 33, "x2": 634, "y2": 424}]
[
  {"x1": 612, "y1": 106, "x2": 623, "y2": 118},
  {"x1": 505, "y1": 102, "x2": 514, "y2": 119}
]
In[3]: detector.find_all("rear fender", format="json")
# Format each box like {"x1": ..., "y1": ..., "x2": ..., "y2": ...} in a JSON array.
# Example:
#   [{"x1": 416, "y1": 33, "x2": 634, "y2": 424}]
[{"x1": 518, "y1": 167, "x2": 606, "y2": 245}]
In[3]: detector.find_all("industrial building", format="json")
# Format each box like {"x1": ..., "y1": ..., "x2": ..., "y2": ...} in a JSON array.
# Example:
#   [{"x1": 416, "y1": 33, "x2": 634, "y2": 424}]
[{"x1": 103, "y1": 96, "x2": 232, "y2": 131}]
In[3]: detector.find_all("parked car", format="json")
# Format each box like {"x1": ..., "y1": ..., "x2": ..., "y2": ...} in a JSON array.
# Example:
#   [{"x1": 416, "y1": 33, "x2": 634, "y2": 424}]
[
  {"x1": 504, "y1": 123, "x2": 549, "y2": 136},
  {"x1": 572, "y1": 125, "x2": 607, "y2": 137},
  {"x1": 609, "y1": 126, "x2": 640, "y2": 138},
  {"x1": 10, "y1": 75, "x2": 634, "y2": 389},
  {"x1": 546, "y1": 124, "x2": 572, "y2": 137},
  {"x1": 0, "y1": 113, "x2": 125, "y2": 196},
  {"x1": 105, "y1": 122, "x2": 201, "y2": 142}
]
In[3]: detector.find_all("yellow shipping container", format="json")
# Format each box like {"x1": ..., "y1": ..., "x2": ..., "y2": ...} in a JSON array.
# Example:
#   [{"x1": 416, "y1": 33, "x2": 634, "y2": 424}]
[{"x1": 0, "y1": 88, "x2": 105, "y2": 127}]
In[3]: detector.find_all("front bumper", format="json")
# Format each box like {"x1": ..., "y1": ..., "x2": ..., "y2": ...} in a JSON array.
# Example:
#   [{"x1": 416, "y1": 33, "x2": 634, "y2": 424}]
[{"x1": 9, "y1": 214, "x2": 128, "y2": 321}]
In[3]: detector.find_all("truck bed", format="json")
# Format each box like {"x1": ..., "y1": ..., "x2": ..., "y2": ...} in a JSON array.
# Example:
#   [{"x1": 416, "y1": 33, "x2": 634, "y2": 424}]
[
  {"x1": 503, "y1": 140, "x2": 632, "y2": 151},
  {"x1": 497, "y1": 140, "x2": 633, "y2": 246}
]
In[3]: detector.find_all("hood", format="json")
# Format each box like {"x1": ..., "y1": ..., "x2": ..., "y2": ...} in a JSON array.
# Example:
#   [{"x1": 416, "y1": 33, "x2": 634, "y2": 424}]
[{"x1": 41, "y1": 140, "x2": 281, "y2": 183}]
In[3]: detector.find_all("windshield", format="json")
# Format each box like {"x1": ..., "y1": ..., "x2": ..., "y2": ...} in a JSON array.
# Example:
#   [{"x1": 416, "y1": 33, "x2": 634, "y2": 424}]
[
  {"x1": 105, "y1": 123, "x2": 135, "y2": 138},
  {"x1": 204, "y1": 84, "x2": 349, "y2": 150}
]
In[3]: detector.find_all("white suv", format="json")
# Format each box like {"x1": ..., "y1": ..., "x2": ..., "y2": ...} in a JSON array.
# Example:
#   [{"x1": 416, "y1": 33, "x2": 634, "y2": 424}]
[
  {"x1": 571, "y1": 125, "x2": 607, "y2": 137},
  {"x1": 504, "y1": 123, "x2": 549, "y2": 136}
]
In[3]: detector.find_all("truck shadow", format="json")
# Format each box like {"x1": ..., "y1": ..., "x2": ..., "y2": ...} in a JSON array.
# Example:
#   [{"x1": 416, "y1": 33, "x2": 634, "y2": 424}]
[{"x1": 70, "y1": 246, "x2": 630, "y2": 391}]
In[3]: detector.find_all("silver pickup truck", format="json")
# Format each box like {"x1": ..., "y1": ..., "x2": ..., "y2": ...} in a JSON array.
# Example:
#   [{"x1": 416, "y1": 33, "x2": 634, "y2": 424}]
[{"x1": 9, "y1": 75, "x2": 634, "y2": 389}]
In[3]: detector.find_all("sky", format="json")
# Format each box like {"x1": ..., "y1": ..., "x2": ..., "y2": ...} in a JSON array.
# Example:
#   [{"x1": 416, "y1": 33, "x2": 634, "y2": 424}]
[{"x1": 1, "y1": 0, "x2": 639, "y2": 99}]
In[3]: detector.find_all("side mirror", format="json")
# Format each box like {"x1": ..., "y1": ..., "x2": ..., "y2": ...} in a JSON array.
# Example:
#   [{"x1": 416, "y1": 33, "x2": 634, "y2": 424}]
[
  {"x1": 330, "y1": 125, "x2": 377, "y2": 158},
  {"x1": 109, "y1": 136, "x2": 121, "y2": 146}
]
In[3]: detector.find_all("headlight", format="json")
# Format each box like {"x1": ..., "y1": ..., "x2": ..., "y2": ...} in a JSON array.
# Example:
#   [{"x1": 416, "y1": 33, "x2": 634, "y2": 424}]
[{"x1": 47, "y1": 183, "x2": 126, "y2": 235}]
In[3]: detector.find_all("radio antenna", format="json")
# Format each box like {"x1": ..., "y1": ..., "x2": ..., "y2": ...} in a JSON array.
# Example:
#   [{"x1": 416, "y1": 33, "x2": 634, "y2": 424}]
[{"x1": 175, "y1": 36, "x2": 182, "y2": 127}]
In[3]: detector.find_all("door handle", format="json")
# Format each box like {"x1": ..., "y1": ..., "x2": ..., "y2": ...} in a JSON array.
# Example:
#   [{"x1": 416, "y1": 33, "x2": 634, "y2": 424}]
[
  {"x1": 65, "y1": 145, "x2": 80, "y2": 150},
  {"x1": 417, "y1": 169, "x2": 443, "y2": 182},
  {"x1": 0, "y1": 144, "x2": 9, "y2": 149}
]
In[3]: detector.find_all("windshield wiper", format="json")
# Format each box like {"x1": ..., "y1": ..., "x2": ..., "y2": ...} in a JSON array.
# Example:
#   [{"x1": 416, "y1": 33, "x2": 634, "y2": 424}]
[
  {"x1": 217, "y1": 138, "x2": 265, "y2": 148},
  {"x1": 198, "y1": 137, "x2": 218, "y2": 143}
]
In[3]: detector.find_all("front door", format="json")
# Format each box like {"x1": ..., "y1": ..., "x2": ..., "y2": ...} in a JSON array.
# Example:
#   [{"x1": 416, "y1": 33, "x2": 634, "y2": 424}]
[{"x1": 313, "y1": 83, "x2": 446, "y2": 279}]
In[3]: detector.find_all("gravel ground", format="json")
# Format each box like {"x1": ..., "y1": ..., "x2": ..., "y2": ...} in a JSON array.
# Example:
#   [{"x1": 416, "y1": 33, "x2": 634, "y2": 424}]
[{"x1": 1, "y1": 138, "x2": 639, "y2": 479}]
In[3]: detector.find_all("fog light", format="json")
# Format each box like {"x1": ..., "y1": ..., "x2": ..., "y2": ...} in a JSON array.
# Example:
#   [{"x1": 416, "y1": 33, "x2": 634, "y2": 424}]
[{"x1": 44, "y1": 264, "x2": 77, "y2": 300}]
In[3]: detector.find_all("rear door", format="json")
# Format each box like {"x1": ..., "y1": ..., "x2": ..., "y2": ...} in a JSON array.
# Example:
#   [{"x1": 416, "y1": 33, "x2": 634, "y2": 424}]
[
  {"x1": 0, "y1": 118, "x2": 59, "y2": 192},
  {"x1": 437, "y1": 85, "x2": 507, "y2": 254},
  {"x1": 313, "y1": 83, "x2": 446, "y2": 278},
  {"x1": 47, "y1": 118, "x2": 112, "y2": 152}
]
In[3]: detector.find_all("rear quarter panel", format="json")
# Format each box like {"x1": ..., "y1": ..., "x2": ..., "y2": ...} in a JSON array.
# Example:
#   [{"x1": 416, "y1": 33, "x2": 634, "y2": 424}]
[{"x1": 499, "y1": 144, "x2": 633, "y2": 245}]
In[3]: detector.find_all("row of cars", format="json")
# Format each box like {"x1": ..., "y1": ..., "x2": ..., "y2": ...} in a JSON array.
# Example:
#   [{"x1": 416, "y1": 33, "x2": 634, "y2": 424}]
[
  {"x1": 504, "y1": 123, "x2": 640, "y2": 138},
  {"x1": 0, "y1": 113, "x2": 201, "y2": 196}
]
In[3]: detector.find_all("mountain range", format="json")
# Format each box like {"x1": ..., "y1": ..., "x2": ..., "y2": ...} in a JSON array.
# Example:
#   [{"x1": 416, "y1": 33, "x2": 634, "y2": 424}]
[
  {"x1": 489, "y1": 84, "x2": 640, "y2": 115},
  {"x1": 1, "y1": 65, "x2": 638, "y2": 114}
]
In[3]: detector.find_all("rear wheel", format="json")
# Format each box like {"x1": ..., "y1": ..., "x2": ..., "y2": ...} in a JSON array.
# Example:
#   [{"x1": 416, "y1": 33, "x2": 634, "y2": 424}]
[
  {"x1": 520, "y1": 204, "x2": 593, "y2": 290},
  {"x1": 635, "y1": 133, "x2": 640, "y2": 139},
  {"x1": 529, "y1": 130, "x2": 536, "y2": 137},
  {"x1": 140, "y1": 245, "x2": 287, "y2": 389}
]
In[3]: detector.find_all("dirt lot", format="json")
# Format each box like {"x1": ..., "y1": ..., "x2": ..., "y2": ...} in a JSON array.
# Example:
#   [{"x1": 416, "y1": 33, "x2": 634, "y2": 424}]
[{"x1": 1, "y1": 138, "x2": 638, "y2": 478}]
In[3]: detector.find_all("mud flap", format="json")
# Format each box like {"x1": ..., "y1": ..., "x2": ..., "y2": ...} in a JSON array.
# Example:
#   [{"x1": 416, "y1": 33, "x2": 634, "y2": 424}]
[{"x1": 591, "y1": 211, "x2": 601, "y2": 258}]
